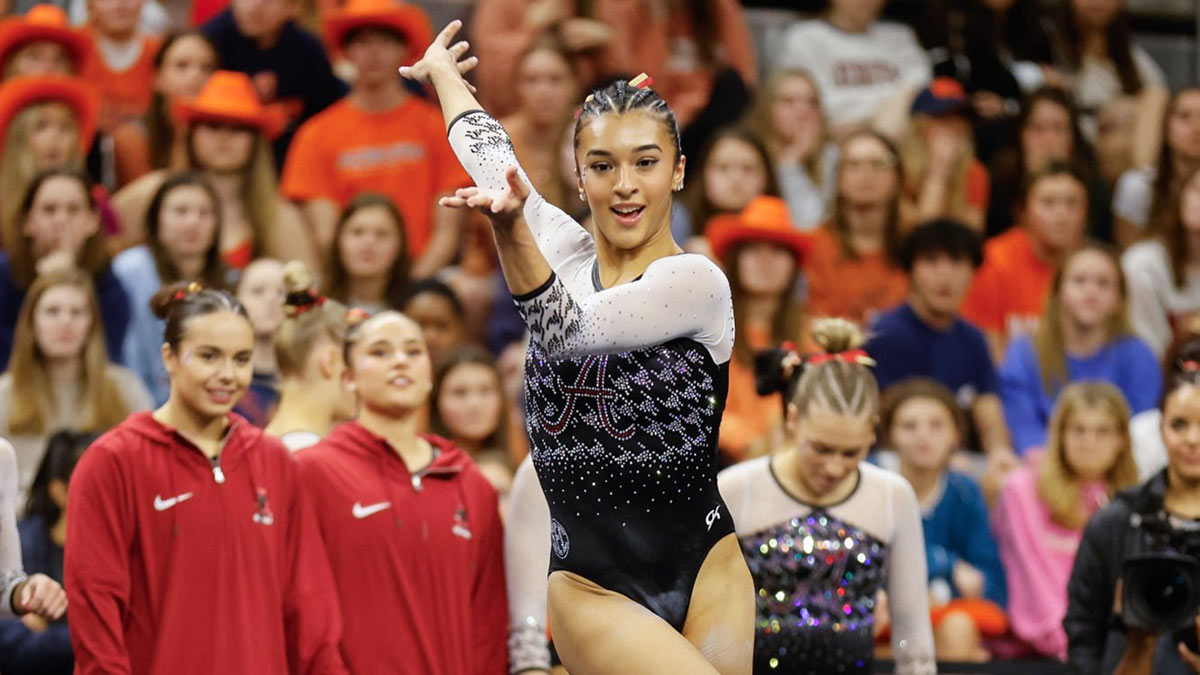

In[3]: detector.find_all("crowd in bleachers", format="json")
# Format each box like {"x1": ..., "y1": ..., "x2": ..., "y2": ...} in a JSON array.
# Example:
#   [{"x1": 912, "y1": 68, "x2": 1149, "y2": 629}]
[{"x1": 0, "y1": 0, "x2": 1198, "y2": 671}]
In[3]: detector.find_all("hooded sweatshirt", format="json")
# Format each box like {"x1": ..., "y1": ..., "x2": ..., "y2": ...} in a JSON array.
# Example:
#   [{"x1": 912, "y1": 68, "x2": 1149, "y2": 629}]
[
  {"x1": 65, "y1": 411, "x2": 348, "y2": 675},
  {"x1": 295, "y1": 422, "x2": 508, "y2": 675}
]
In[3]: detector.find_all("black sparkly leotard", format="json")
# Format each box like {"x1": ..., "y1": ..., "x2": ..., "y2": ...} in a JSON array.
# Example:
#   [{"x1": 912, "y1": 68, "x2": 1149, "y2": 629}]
[{"x1": 448, "y1": 110, "x2": 737, "y2": 631}]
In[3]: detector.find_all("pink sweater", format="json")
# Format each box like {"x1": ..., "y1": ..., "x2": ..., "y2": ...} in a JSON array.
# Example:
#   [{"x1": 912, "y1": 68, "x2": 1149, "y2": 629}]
[{"x1": 991, "y1": 466, "x2": 1108, "y2": 659}]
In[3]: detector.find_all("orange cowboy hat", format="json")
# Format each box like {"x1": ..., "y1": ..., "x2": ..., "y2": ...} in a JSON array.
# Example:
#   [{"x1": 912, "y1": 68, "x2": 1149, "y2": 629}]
[
  {"x1": 0, "y1": 75, "x2": 98, "y2": 156},
  {"x1": 0, "y1": 5, "x2": 90, "y2": 74},
  {"x1": 322, "y1": 0, "x2": 432, "y2": 64},
  {"x1": 173, "y1": 70, "x2": 287, "y2": 139},
  {"x1": 706, "y1": 196, "x2": 813, "y2": 264}
]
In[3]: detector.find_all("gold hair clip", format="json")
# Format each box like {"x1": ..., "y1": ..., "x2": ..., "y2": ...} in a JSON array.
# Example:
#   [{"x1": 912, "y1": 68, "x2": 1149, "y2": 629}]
[{"x1": 628, "y1": 73, "x2": 653, "y2": 89}]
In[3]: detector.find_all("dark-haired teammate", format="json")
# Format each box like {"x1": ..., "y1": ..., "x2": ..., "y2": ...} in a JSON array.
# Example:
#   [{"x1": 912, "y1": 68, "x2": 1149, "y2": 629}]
[
  {"x1": 401, "y1": 21, "x2": 753, "y2": 674},
  {"x1": 65, "y1": 283, "x2": 347, "y2": 674}
]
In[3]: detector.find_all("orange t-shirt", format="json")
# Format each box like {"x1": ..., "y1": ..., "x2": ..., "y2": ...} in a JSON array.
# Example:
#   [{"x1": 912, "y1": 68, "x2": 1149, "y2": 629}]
[
  {"x1": 961, "y1": 227, "x2": 1052, "y2": 340},
  {"x1": 281, "y1": 97, "x2": 470, "y2": 257},
  {"x1": 720, "y1": 324, "x2": 780, "y2": 464},
  {"x1": 80, "y1": 31, "x2": 160, "y2": 133},
  {"x1": 805, "y1": 225, "x2": 908, "y2": 326}
]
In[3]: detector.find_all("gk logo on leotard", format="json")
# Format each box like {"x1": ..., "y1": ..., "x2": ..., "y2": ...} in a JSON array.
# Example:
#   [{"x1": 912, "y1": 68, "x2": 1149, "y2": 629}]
[
  {"x1": 550, "y1": 519, "x2": 570, "y2": 559},
  {"x1": 541, "y1": 355, "x2": 635, "y2": 439},
  {"x1": 705, "y1": 505, "x2": 722, "y2": 531}
]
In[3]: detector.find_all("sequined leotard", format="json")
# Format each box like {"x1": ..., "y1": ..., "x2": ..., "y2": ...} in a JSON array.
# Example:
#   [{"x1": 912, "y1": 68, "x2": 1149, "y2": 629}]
[
  {"x1": 448, "y1": 111, "x2": 737, "y2": 631},
  {"x1": 719, "y1": 459, "x2": 936, "y2": 675}
]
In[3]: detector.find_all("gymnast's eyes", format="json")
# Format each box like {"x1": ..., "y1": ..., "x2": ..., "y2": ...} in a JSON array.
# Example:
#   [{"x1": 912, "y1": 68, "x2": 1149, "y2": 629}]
[
  {"x1": 589, "y1": 161, "x2": 613, "y2": 173},
  {"x1": 636, "y1": 157, "x2": 658, "y2": 168}
]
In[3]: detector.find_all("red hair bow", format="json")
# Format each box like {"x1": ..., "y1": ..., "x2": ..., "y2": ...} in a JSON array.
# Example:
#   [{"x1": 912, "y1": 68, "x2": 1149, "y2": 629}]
[
  {"x1": 1181, "y1": 359, "x2": 1200, "y2": 373},
  {"x1": 807, "y1": 349, "x2": 873, "y2": 366}
]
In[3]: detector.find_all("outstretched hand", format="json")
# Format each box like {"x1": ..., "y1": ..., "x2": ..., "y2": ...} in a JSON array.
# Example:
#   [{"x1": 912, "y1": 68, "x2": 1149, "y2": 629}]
[
  {"x1": 439, "y1": 166, "x2": 530, "y2": 227},
  {"x1": 399, "y1": 20, "x2": 479, "y2": 93}
]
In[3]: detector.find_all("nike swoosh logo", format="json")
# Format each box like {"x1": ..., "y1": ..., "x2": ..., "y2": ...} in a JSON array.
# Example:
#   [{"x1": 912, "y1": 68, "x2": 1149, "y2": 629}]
[
  {"x1": 154, "y1": 493, "x2": 194, "y2": 511},
  {"x1": 352, "y1": 501, "x2": 392, "y2": 519}
]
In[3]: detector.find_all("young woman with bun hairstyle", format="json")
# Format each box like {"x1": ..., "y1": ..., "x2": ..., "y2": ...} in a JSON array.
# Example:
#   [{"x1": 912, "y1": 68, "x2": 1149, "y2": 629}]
[
  {"x1": 295, "y1": 310, "x2": 507, "y2": 673},
  {"x1": 64, "y1": 281, "x2": 348, "y2": 674},
  {"x1": 264, "y1": 260, "x2": 357, "y2": 451},
  {"x1": 0, "y1": 266, "x2": 150, "y2": 494},
  {"x1": 403, "y1": 21, "x2": 753, "y2": 672},
  {"x1": 718, "y1": 318, "x2": 936, "y2": 674}
]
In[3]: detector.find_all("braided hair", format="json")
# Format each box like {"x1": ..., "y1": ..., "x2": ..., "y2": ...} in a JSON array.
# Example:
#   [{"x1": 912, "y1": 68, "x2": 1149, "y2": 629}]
[{"x1": 573, "y1": 77, "x2": 682, "y2": 163}]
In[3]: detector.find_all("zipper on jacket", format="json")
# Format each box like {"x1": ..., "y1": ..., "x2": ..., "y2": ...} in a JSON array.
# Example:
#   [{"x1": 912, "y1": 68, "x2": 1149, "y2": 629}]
[{"x1": 211, "y1": 455, "x2": 225, "y2": 484}]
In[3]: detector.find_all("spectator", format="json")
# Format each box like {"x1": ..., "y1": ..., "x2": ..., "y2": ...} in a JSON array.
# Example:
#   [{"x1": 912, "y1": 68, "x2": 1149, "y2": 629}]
[
  {"x1": 282, "y1": 0, "x2": 468, "y2": 277},
  {"x1": 0, "y1": 5, "x2": 88, "y2": 79},
  {"x1": 232, "y1": 257, "x2": 285, "y2": 427},
  {"x1": 110, "y1": 31, "x2": 218, "y2": 189},
  {"x1": 113, "y1": 171, "x2": 229, "y2": 404},
  {"x1": 704, "y1": 195, "x2": 807, "y2": 464},
  {"x1": 805, "y1": 129, "x2": 908, "y2": 325},
  {"x1": 112, "y1": 70, "x2": 316, "y2": 269},
  {"x1": 499, "y1": 37, "x2": 579, "y2": 212},
  {"x1": 963, "y1": 161, "x2": 1090, "y2": 361},
  {"x1": 918, "y1": 0, "x2": 1056, "y2": 160},
  {"x1": 0, "y1": 168, "x2": 129, "y2": 371},
  {"x1": 0, "y1": 438, "x2": 66, "y2": 659},
  {"x1": 296, "y1": 311, "x2": 508, "y2": 674},
  {"x1": 678, "y1": 127, "x2": 777, "y2": 249},
  {"x1": 264, "y1": 261, "x2": 357, "y2": 451},
  {"x1": 473, "y1": 0, "x2": 756, "y2": 129},
  {"x1": 79, "y1": 0, "x2": 160, "y2": 133},
  {"x1": 0, "y1": 430, "x2": 95, "y2": 675},
  {"x1": 0, "y1": 75, "x2": 98, "y2": 246},
  {"x1": 999, "y1": 243, "x2": 1160, "y2": 454},
  {"x1": 987, "y1": 87, "x2": 1109, "y2": 242},
  {"x1": 1055, "y1": 0, "x2": 1167, "y2": 148},
  {"x1": 996, "y1": 381, "x2": 1138, "y2": 659},
  {"x1": 65, "y1": 282, "x2": 348, "y2": 673},
  {"x1": 1122, "y1": 167, "x2": 1200, "y2": 359},
  {"x1": 866, "y1": 219, "x2": 1013, "y2": 464},
  {"x1": 1112, "y1": 86, "x2": 1200, "y2": 246},
  {"x1": 900, "y1": 78, "x2": 990, "y2": 232},
  {"x1": 322, "y1": 193, "x2": 410, "y2": 314},
  {"x1": 718, "y1": 319, "x2": 936, "y2": 673},
  {"x1": 0, "y1": 267, "x2": 150, "y2": 495},
  {"x1": 398, "y1": 278, "x2": 467, "y2": 368},
  {"x1": 776, "y1": 0, "x2": 930, "y2": 137},
  {"x1": 430, "y1": 345, "x2": 515, "y2": 498},
  {"x1": 201, "y1": 0, "x2": 348, "y2": 163},
  {"x1": 743, "y1": 68, "x2": 837, "y2": 231},
  {"x1": 882, "y1": 378, "x2": 1008, "y2": 663}
]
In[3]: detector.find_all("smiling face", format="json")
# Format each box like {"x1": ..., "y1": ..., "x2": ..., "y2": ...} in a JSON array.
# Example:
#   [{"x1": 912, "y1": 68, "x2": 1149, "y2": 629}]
[
  {"x1": 157, "y1": 184, "x2": 218, "y2": 262},
  {"x1": 1058, "y1": 248, "x2": 1121, "y2": 332},
  {"x1": 163, "y1": 310, "x2": 255, "y2": 419},
  {"x1": 347, "y1": 313, "x2": 433, "y2": 417},
  {"x1": 576, "y1": 110, "x2": 684, "y2": 252},
  {"x1": 33, "y1": 282, "x2": 91, "y2": 361}
]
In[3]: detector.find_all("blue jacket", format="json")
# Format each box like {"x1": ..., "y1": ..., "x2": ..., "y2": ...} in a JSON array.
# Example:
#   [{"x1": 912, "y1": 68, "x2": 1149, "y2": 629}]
[
  {"x1": 922, "y1": 471, "x2": 1008, "y2": 608},
  {"x1": 0, "y1": 516, "x2": 71, "y2": 675},
  {"x1": 112, "y1": 246, "x2": 169, "y2": 405},
  {"x1": 0, "y1": 253, "x2": 129, "y2": 372},
  {"x1": 999, "y1": 335, "x2": 1161, "y2": 454}
]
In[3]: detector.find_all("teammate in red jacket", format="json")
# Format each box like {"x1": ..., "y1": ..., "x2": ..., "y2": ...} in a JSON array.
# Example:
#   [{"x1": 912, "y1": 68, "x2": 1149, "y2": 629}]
[
  {"x1": 296, "y1": 311, "x2": 509, "y2": 674},
  {"x1": 65, "y1": 282, "x2": 348, "y2": 675}
]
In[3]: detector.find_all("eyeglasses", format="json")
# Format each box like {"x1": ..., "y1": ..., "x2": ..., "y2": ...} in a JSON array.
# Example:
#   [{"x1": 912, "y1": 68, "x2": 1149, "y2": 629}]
[{"x1": 842, "y1": 157, "x2": 897, "y2": 172}]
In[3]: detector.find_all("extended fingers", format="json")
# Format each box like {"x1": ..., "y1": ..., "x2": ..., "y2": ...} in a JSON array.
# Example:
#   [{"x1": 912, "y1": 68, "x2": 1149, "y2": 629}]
[{"x1": 434, "y1": 19, "x2": 463, "y2": 47}]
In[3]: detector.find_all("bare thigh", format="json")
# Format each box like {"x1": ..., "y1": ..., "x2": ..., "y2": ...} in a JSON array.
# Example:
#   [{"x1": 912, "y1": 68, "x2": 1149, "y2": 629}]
[{"x1": 547, "y1": 534, "x2": 754, "y2": 675}]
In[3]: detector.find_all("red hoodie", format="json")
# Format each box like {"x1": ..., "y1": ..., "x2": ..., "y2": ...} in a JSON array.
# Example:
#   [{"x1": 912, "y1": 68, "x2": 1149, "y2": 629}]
[
  {"x1": 65, "y1": 411, "x2": 348, "y2": 675},
  {"x1": 295, "y1": 422, "x2": 508, "y2": 675}
]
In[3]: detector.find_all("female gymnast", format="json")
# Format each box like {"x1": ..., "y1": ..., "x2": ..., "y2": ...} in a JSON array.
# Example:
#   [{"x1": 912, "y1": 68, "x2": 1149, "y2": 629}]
[{"x1": 402, "y1": 20, "x2": 754, "y2": 675}]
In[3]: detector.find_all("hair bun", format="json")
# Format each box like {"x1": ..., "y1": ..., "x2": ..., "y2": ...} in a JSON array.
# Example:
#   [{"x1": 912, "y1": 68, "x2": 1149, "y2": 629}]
[
  {"x1": 810, "y1": 318, "x2": 866, "y2": 354},
  {"x1": 150, "y1": 281, "x2": 197, "y2": 319},
  {"x1": 282, "y1": 260, "x2": 314, "y2": 296}
]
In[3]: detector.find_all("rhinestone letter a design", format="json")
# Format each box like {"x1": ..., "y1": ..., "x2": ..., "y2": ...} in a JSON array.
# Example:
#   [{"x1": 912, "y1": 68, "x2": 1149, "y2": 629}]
[{"x1": 541, "y1": 354, "x2": 635, "y2": 439}]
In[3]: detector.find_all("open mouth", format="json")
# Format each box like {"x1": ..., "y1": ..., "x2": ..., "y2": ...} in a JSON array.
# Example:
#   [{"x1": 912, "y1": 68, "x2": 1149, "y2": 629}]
[
  {"x1": 610, "y1": 205, "x2": 645, "y2": 226},
  {"x1": 389, "y1": 376, "x2": 413, "y2": 389}
]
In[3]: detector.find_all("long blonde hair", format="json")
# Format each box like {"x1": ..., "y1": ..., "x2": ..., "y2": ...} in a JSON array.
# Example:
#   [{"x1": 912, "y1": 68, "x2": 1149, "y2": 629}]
[
  {"x1": 744, "y1": 68, "x2": 829, "y2": 189},
  {"x1": 7, "y1": 267, "x2": 130, "y2": 435},
  {"x1": 0, "y1": 102, "x2": 82, "y2": 247},
  {"x1": 187, "y1": 127, "x2": 280, "y2": 259},
  {"x1": 1033, "y1": 243, "x2": 1132, "y2": 393},
  {"x1": 900, "y1": 115, "x2": 974, "y2": 220},
  {"x1": 1037, "y1": 382, "x2": 1139, "y2": 529}
]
